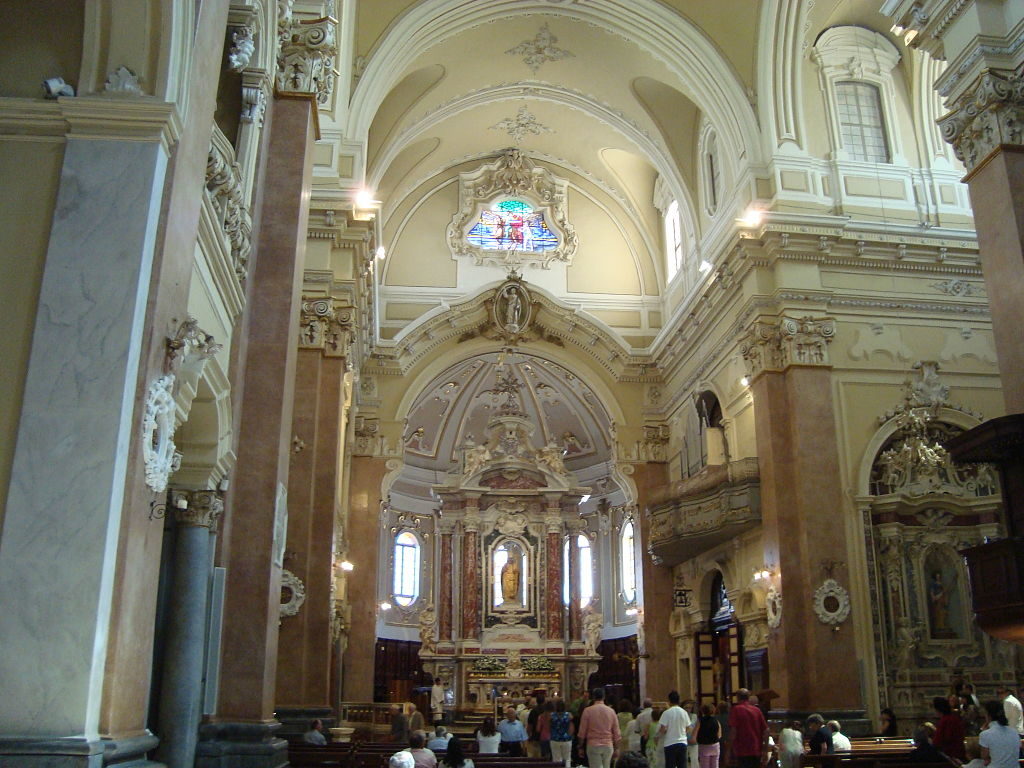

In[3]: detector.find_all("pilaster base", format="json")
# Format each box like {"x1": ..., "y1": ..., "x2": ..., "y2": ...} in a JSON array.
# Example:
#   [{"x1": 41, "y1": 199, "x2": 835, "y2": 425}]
[
  {"x1": 766, "y1": 710, "x2": 870, "y2": 737},
  {"x1": 273, "y1": 706, "x2": 334, "y2": 741},
  {"x1": 0, "y1": 734, "x2": 162, "y2": 768},
  {"x1": 195, "y1": 723, "x2": 287, "y2": 768}
]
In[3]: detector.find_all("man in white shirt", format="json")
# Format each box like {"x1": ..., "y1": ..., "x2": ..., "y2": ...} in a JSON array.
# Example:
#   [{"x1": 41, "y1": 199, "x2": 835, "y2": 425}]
[
  {"x1": 827, "y1": 721, "x2": 851, "y2": 751},
  {"x1": 636, "y1": 699, "x2": 654, "y2": 752},
  {"x1": 431, "y1": 678, "x2": 446, "y2": 725},
  {"x1": 658, "y1": 691, "x2": 692, "y2": 768},
  {"x1": 303, "y1": 718, "x2": 327, "y2": 746},
  {"x1": 998, "y1": 686, "x2": 1024, "y2": 735}
]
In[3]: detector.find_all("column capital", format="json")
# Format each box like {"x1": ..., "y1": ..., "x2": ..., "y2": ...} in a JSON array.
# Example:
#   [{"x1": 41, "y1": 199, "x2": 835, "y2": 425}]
[
  {"x1": 938, "y1": 64, "x2": 1024, "y2": 172},
  {"x1": 740, "y1": 315, "x2": 836, "y2": 381},
  {"x1": 298, "y1": 296, "x2": 354, "y2": 359},
  {"x1": 171, "y1": 489, "x2": 225, "y2": 529},
  {"x1": 276, "y1": 9, "x2": 338, "y2": 105}
]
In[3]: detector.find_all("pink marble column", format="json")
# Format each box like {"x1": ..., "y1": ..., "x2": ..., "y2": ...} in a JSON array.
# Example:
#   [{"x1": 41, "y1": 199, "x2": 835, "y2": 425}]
[
  {"x1": 461, "y1": 502, "x2": 482, "y2": 639},
  {"x1": 439, "y1": 519, "x2": 454, "y2": 642},
  {"x1": 213, "y1": 95, "x2": 315, "y2": 726},
  {"x1": 545, "y1": 520, "x2": 563, "y2": 640},
  {"x1": 568, "y1": 526, "x2": 582, "y2": 641}
]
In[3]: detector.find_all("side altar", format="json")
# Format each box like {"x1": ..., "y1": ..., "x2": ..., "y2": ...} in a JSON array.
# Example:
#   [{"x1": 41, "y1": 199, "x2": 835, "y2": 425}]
[{"x1": 416, "y1": 327, "x2": 602, "y2": 709}]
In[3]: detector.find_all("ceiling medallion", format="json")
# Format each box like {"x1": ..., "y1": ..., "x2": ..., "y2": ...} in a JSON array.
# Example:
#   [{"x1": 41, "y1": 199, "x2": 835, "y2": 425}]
[
  {"x1": 812, "y1": 578, "x2": 851, "y2": 626},
  {"x1": 505, "y1": 23, "x2": 575, "y2": 74},
  {"x1": 490, "y1": 105, "x2": 554, "y2": 144}
]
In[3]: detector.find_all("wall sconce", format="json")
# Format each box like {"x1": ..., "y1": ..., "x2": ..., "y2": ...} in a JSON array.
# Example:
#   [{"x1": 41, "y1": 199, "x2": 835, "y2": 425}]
[
  {"x1": 740, "y1": 376, "x2": 750, "y2": 387},
  {"x1": 625, "y1": 607, "x2": 639, "y2": 617},
  {"x1": 149, "y1": 493, "x2": 188, "y2": 521},
  {"x1": 379, "y1": 601, "x2": 392, "y2": 612},
  {"x1": 339, "y1": 560, "x2": 354, "y2": 572}
]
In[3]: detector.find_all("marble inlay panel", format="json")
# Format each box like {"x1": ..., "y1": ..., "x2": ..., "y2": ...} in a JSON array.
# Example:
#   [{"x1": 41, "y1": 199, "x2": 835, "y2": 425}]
[{"x1": 0, "y1": 137, "x2": 167, "y2": 737}]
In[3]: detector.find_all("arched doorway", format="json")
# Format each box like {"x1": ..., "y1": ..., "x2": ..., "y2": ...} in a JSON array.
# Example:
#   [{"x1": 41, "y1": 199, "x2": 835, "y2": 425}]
[{"x1": 695, "y1": 572, "x2": 743, "y2": 706}]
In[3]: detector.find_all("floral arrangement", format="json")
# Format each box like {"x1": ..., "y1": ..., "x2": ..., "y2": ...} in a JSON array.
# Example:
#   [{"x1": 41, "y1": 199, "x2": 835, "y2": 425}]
[
  {"x1": 472, "y1": 656, "x2": 507, "y2": 672},
  {"x1": 521, "y1": 655, "x2": 555, "y2": 672}
]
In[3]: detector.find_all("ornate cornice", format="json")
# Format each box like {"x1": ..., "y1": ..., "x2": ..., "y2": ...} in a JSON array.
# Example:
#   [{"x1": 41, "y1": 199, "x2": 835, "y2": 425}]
[
  {"x1": 206, "y1": 127, "x2": 252, "y2": 280},
  {"x1": 938, "y1": 65, "x2": 1024, "y2": 172},
  {"x1": 740, "y1": 315, "x2": 836, "y2": 381}
]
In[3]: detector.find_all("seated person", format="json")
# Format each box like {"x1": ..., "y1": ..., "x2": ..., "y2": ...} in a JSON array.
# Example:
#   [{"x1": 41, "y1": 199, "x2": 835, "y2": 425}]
[
  {"x1": 407, "y1": 731, "x2": 438, "y2": 768},
  {"x1": 428, "y1": 726, "x2": 452, "y2": 752},
  {"x1": 392, "y1": 752, "x2": 416, "y2": 768},
  {"x1": 827, "y1": 721, "x2": 851, "y2": 751},
  {"x1": 441, "y1": 735, "x2": 475, "y2": 768},
  {"x1": 303, "y1": 718, "x2": 327, "y2": 746},
  {"x1": 806, "y1": 714, "x2": 834, "y2": 755},
  {"x1": 908, "y1": 726, "x2": 952, "y2": 764}
]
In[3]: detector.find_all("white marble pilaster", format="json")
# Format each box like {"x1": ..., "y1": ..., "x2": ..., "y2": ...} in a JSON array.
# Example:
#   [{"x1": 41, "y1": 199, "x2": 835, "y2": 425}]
[{"x1": 0, "y1": 136, "x2": 168, "y2": 739}]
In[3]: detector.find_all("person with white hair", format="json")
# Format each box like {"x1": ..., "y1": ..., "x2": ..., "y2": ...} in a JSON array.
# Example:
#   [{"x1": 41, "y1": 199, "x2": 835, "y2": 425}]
[
  {"x1": 827, "y1": 721, "x2": 851, "y2": 752},
  {"x1": 391, "y1": 751, "x2": 416, "y2": 768}
]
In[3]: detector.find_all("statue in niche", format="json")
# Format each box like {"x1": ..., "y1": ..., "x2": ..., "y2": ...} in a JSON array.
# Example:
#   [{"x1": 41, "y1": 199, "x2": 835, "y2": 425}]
[
  {"x1": 502, "y1": 285, "x2": 523, "y2": 331},
  {"x1": 501, "y1": 551, "x2": 522, "y2": 605},
  {"x1": 419, "y1": 604, "x2": 437, "y2": 652},
  {"x1": 927, "y1": 569, "x2": 956, "y2": 639},
  {"x1": 583, "y1": 610, "x2": 602, "y2": 655}
]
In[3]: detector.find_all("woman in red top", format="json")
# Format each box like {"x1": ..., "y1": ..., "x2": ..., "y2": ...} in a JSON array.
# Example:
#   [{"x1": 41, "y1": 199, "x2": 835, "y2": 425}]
[{"x1": 932, "y1": 696, "x2": 966, "y2": 761}]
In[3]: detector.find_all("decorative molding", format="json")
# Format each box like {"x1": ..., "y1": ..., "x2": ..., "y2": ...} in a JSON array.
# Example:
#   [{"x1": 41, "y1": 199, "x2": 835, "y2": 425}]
[
  {"x1": 166, "y1": 316, "x2": 223, "y2": 375},
  {"x1": 104, "y1": 66, "x2": 143, "y2": 95},
  {"x1": 174, "y1": 489, "x2": 225, "y2": 529},
  {"x1": 446, "y1": 150, "x2": 577, "y2": 269},
  {"x1": 766, "y1": 585, "x2": 782, "y2": 629},
  {"x1": 206, "y1": 131, "x2": 252, "y2": 280},
  {"x1": 143, "y1": 375, "x2": 179, "y2": 493},
  {"x1": 938, "y1": 65, "x2": 1024, "y2": 171},
  {"x1": 490, "y1": 105, "x2": 554, "y2": 144},
  {"x1": 930, "y1": 278, "x2": 980, "y2": 297},
  {"x1": 812, "y1": 578, "x2": 851, "y2": 625},
  {"x1": 280, "y1": 569, "x2": 307, "y2": 618},
  {"x1": 505, "y1": 23, "x2": 575, "y2": 74},
  {"x1": 228, "y1": 26, "x2": 256, "y2": 72},
  {"x1": 740, "y1": 315, "x2": 836, "y2": 380}
]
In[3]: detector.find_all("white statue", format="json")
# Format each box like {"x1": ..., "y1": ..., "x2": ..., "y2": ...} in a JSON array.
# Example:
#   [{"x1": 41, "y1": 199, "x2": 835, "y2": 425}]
[
  {"x1": 419, "y1": 604, "x2": 437, "y2": 652},
  {"x1": 583, "y1": 611, "x2": 603, "y2": 655},
  {"x1": 463, "y1": 442, "x2": 492, "y2": 477},
  {"x1": 537, "y1": 441, "x2": 567, "y2": 475}
]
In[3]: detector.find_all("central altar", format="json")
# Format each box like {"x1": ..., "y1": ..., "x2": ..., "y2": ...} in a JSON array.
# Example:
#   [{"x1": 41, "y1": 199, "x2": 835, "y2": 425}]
[{"x1": 416, "y1": 331, "x2": 601, "y2": 709}]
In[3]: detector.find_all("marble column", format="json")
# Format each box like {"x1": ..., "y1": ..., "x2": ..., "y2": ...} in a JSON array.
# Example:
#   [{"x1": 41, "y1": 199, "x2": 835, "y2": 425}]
[
  {"x1": 197, "y1": 94, "x2": 316, "y2": 768},
  {"x1": 0, "y1": 101, "x2": 175, "y2": 768},
  {"x1": 155, "y1": 491, "x2": 224, "y2": 768},
  {"x1": 462, "y1": 501, "x2": 483, "y2": 640},
  {"x1": 632, "y1": 463, "x2": 672, "y2": 700},
  {"x1": 742, "y1": 315, "x2": 862, "y2": 713},
  {"x1": 545, "y1": 503, "x2": 564, "y2": 640},
  {"x1": 275, "y1": 298, "x2": 351, "y2": 734},
  {"x1": 341, "y1": 456, "x2": 389, "y2": 701},
  {"x1": 438, "y1": 518, "x2": 455, "y2": 642}
]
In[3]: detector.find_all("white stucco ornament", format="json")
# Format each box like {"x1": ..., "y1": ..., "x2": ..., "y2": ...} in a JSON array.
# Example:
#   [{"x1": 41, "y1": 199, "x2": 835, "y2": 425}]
[
  {"x1": 766, "y1": 585, "x2": 783, "y2": 629},
  {"x1": 812, "y1": 578, "x2": 851, "y2": 625},
  {"x1": 143, "y1": 374, "x2": 178, "y2": 493},
  {"x1": 280, "y1": 569, "x2": 307, "y2": 618}
]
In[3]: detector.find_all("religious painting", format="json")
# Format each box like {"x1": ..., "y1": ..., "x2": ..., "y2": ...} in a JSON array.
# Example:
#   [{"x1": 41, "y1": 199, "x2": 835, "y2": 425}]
[
  {"x1": 466, "y1": 199, "x2": 559, "y2": 252},
  {"x1": 922, "y1": 548, "x2": 965, "y2": 640}
]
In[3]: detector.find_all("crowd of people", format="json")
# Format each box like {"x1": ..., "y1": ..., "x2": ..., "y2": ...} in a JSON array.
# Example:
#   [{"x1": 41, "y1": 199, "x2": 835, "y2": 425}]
[{"x1": 371, "y1": 682, "x2": 1023, "y2": 768}]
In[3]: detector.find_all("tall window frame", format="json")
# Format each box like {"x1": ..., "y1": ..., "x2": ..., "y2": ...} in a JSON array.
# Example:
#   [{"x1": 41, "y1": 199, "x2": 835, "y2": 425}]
[
  {"x1": 812, "y1": 26, "x2": 904, "y2": 165},
  {"x1": 392, "y1": 530, "x2": 421, "y2": 607},
  {"x1": 620, "y1": 519, "x2": 637, "y2": 605},
  {"x1": 664, "y1": 200, "x2": 684, "y2": 282},
  {"x1": 698, "y1": 121, "x2": 723, "y2": 216},
  {"x1": 562, "y1": 533, "x2": 594, "y2": 609}
]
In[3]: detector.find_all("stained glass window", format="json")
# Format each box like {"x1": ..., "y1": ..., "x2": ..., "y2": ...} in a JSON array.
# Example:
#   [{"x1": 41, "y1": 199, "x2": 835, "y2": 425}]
[{"x1": 466, "y1": 199, "x2": 559, "y2": 252}]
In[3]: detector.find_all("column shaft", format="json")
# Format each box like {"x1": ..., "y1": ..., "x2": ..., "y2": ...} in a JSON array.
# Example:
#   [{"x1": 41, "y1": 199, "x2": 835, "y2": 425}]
[
  {"x1": 546, "y1": 529, "x2": 563, "y2": 639},
  {"x1": 0, "y1": 135, "x2": 168, "y2": 741},
  {"x1": 633, "y1": 463, "x2": 672, "y2": 699},
  {"x1": 439, "y1": 532, "x2": 453, "y2": 642},
  {"x1": 462, "y1": 509, "x2": 482, "y2": 640},
  {"x1": 752, "y1": 366, "x2": 862, "y2": 711},
  {"x1": 155, "y1": 512, "x2": 217, "y2": 768},
  {"x1": 215, "y1": 96, "x2": 315, "y2": 723}
]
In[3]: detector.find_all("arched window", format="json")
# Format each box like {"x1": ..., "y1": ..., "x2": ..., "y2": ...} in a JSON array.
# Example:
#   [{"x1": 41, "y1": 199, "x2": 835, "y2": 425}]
[
  {"x1": 706, "y1": 135, "x2": 721, "y2": 213},
  {"x1": 562, "y1": 533, "x2": 594, "y2": 608},
  {"x1": 392, "y1": 531, "x2": 420, "y2": 606},
  {"x1": 620, "y1": 520, "x2": 636, "y2": 604},
  {"x1": 664, "y1": 200, "x2": 684, "y2": 282}
]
